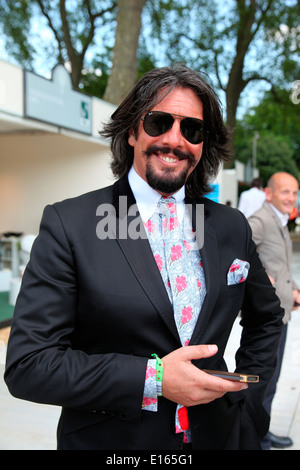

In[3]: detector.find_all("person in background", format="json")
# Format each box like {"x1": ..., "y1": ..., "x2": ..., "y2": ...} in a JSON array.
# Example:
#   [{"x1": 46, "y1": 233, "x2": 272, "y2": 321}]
[
  {"x1": 288, "y1": 206, "x2": 298, "y2": 232},
  {"x1": 238, "y1": 177, "x2": 266, "y2": 218},
  {"x1": 248, "y1": 172, "x2": 300, "y2": 450}
]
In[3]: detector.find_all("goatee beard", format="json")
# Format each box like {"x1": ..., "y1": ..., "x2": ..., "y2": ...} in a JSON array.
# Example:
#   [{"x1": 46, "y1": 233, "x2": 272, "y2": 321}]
[
  {"x1": 144, "y1": 145, "x2": 195, "y2": 195},
  {"x1": 146, "y1": 164, "x2": 188, "y2": 194}
]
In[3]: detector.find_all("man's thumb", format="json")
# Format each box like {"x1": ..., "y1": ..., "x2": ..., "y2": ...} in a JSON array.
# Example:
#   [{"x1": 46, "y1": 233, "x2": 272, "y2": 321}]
[{"x1": 185, "y1": 344, "x2": 218, "y2": 360}]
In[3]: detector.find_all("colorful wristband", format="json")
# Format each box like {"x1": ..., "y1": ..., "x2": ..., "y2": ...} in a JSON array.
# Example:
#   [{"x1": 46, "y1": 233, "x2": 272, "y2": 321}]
[{"x1": 151, "y1": 353, "x2": 164, "y2": 396}]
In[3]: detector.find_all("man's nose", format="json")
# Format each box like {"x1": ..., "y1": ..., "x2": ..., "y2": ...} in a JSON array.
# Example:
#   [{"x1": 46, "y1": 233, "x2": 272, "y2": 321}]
[{"x1": 161, "y1": 119, "x2": 185, "y2": 147}]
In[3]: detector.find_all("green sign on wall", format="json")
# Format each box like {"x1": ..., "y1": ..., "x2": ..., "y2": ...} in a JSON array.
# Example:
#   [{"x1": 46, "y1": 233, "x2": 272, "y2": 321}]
[{"x1": 25, "y1": 64, "x2": 92, "y2": 135}]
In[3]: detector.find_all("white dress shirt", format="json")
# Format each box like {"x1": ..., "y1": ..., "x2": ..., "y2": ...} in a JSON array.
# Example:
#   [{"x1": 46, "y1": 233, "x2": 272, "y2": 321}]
[
  {"x1": 128, "y1": 166, "x2": 185, "y2": 222},
  {"x1": 269, "y1": 203, "x2": 289, "y2": 227},
  {"x1": 238, "y1": 187, "x2": 266, "y2": 219}
]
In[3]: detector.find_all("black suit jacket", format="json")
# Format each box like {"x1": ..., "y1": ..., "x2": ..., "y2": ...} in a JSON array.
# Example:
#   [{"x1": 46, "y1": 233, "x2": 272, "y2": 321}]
[{"x1": 4, "y1": 176, "x2": 284, "y2": 450}]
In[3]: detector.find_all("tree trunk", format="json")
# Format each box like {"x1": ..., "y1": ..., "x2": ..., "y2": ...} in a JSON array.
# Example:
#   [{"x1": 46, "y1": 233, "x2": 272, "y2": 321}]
[
  {"x1": 228, "y1": 2, "x2": 257, "y2": 122},
  {"x1": 103, "y1": 0, "x2": 146, "y2": 104},
  {"x1": 226, "y1": 59, "x2": 247, "y2": 131},
  {"x1": 225, "y1": 0, "x2": 257, "y2": 159}
]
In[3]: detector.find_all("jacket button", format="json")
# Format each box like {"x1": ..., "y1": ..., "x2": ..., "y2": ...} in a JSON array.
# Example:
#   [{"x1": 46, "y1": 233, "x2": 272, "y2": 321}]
[
  {"x1": 89, "y1": 409, "x2": 107, "y2": 414},
  {"x1": 109, "y1": 411, "x2": 124, "y2": 418}
]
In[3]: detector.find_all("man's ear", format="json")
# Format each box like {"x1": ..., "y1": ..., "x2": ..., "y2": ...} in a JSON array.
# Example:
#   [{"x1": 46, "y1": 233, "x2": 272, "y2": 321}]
[
  {"x1": 128, "y1": 128, "x2": 136, "y2": 147},
  {"x1": 264, "y1": 187, "x2": 272, "y2": 203}
]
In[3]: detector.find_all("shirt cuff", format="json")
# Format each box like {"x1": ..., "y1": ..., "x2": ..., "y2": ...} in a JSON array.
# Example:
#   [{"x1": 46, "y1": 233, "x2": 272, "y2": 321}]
[{"x1": 142, "y1": 359, "x2": 158, "y2": 412}]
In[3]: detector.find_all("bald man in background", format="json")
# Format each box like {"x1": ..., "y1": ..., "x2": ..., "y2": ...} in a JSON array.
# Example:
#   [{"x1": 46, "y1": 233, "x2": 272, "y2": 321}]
[{"x1": 248, "y1": 172, "x2": 300, "y2": 450}]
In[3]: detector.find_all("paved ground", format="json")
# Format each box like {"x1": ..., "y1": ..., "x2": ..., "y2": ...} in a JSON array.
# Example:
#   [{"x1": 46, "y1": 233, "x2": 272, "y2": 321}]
[{"x1": 1, "y1": 253, "x2": 300, "y2": 450}]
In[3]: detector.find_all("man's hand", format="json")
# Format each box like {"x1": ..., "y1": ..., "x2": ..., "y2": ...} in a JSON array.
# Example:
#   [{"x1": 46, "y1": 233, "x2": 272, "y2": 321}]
[
  {"x1": 162, "y1": 345, "x2": 248, "y2": 407},
  {"x1": 292, "y1": 289, "x2": 300, "y2": 310},
  {"x1": 268, "y1": 274, "x2": 275, "y2": 285}
]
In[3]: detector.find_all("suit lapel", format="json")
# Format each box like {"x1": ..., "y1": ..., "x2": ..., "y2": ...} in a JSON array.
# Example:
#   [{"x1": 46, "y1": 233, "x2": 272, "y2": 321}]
[
  {"x1": 112, "y1": 177, "x2": 180, "y2": 343},
  {"x1": 112, "y1": 179, "x2": 222, "y2": 345},
  {"x1": 266, "y1": 203, "x2": 286, "y2": 239},
  {"x1": 265, "y1": 203, "x2": 292, "y2": 268}
]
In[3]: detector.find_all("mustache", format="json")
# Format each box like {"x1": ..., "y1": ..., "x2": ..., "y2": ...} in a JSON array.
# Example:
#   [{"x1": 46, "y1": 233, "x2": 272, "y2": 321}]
[{"x1": 144, "y1": 145, "x2": 196, "y2": 166}]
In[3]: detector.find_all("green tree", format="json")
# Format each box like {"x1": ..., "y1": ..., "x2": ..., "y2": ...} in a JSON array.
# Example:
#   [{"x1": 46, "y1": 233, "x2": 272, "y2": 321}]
[
  {"x1": 236, "y1": 132, "x2": 298, "y2": 184},
  {"x1": 257, "y1": 134, "x2": 298, "y2": 183},
  {"x1": 144, "y1": 0, "x2": 300, "y2": 139},
  {"x1": 1, "y1": 0, "x2": 299, "y2": 114},
  {"x1": 0, "y1": 0, "x2": 34, "y2": 67},
  {"x1": 79, "y1": 54, "x2": 111, "y2": 98},
  {"x1": 103, "y1": 0, "x2": 147, "y2": 104},
  {"x1": 0, "y1": 0, "x2": 149, "y2": 103},
  {"x1": 234, "y1": 86, "x2": 300, "y2": 183},
  {"x1": 0, "y1": 0, "x2": 118, "y2": 89},
  {"x1": 246, "y1": 88, "x2": 300, "y2": 166},
  {"x1": 236, "y1": 85, "x2": 300, "y2": 152}
]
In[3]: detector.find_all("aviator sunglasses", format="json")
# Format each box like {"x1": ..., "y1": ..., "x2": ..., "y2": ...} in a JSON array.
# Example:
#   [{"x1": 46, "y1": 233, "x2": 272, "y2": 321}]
[{"x1": 141, "y1": 110, "x2": 206, "y2": 145}]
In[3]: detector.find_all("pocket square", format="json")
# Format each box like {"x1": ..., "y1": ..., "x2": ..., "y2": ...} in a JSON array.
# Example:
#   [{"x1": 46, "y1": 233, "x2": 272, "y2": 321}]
[{"x1": 227, "y1": 259, "x2": 250, "y2": 285}]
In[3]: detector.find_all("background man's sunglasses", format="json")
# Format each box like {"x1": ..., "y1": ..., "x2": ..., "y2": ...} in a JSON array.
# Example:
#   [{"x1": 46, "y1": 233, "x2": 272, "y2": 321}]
[{"x1": 141, "y1": 111, "x2": 205, "y2": 145}]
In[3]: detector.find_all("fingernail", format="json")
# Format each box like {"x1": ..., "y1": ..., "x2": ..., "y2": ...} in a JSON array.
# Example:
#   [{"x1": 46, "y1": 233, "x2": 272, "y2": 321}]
[
  {"x1": 208, "y1": 344, "x2": 218, "y2": 353},
  {"x1": 241, "y1": 384, "x2": 248, "y2": 390}
]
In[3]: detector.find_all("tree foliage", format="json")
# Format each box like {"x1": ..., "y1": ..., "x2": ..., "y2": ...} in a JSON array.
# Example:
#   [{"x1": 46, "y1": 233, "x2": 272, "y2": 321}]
[
  {"x1": 142, "y1": 0, "x2": 300, "y2": 134},
  {"x1": 0, "y1": 0, "x2": 299, "y2": 154},
  {"x1": 0, "y1": 0, "x2": 117, "y2": 88},
  {"x1": 234, "y1": 87, "x2": 300, "y2": 183},
  {"x1": 0, "y1": 0, "x2": 34, "y2": 68}
]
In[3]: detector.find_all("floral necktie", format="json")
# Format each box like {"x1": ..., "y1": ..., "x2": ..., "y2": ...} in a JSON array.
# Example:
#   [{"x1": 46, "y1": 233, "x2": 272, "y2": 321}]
[{"x1": 144, "y1": 196, "x2": 206, "y2": 439}]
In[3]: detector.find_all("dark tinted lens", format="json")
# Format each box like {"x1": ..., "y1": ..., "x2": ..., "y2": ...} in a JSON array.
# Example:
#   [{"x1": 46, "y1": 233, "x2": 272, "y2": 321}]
[
  {"x1": 143, "y1": 111, "x2": 205, "y2": 144},
  {"x1": 181, "y1": 117, "x2": 204, "y2": 144},
  {"x1": 143, "y1": 112, "x2": 174, "y2": 136}
]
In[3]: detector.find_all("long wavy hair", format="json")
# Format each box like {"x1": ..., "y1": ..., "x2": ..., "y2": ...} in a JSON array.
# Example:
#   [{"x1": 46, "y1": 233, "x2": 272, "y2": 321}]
[{"x1": 100, "y1": 64, "x2": 231, "y2": 199}]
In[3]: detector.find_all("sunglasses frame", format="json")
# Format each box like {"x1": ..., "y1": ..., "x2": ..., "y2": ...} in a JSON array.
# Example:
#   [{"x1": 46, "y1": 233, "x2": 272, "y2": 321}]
[{"x1": 141, "y1": 110, "x2": 206, "y2": 145}]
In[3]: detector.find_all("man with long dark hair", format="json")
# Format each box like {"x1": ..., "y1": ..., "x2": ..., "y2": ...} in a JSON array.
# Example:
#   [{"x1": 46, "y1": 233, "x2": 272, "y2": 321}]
[
  {"x1": 5, "y1": 65, "x2": 283, "y2": 450},
  {"x1": 102, "y1": 64, "x2": 231, "y2": 198}
]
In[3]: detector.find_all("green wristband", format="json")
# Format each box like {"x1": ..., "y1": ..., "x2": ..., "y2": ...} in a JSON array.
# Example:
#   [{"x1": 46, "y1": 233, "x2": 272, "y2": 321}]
[{"x1": 151, "y1": 353, "x2": 164, "y2": 396}]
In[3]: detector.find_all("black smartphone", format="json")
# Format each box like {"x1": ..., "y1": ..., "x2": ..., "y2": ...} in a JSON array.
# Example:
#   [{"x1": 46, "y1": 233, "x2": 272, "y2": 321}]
[{"x1": 203, "y1": 369, "x2": 259, "y2": 383}]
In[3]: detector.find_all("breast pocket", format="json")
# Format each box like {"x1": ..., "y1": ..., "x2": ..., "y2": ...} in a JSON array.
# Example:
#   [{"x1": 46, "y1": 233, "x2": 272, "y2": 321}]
[{"x1": 222, "y1": 282, "x2": 246, "y2": 298}]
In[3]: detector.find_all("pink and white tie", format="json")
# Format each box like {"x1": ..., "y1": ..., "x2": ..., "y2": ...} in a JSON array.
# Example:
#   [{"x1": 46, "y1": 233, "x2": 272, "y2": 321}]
[{"x1": 145, "y1": 196, "x2": 206, "y2": 438}]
